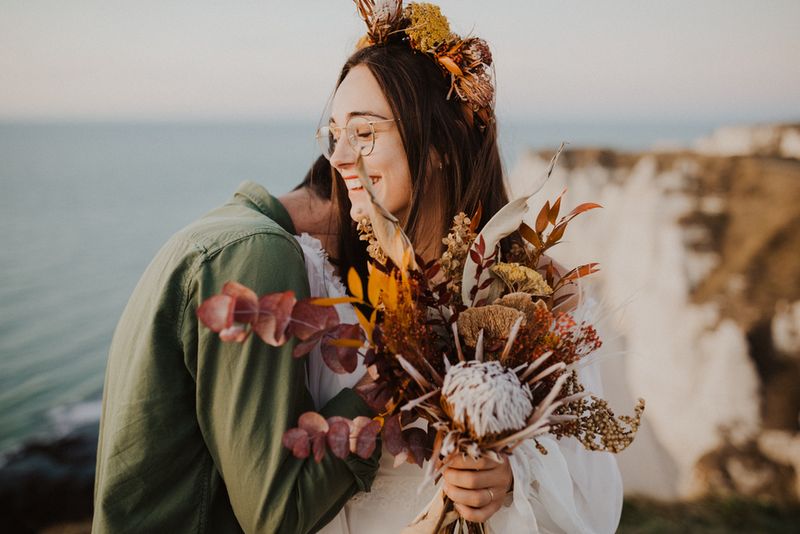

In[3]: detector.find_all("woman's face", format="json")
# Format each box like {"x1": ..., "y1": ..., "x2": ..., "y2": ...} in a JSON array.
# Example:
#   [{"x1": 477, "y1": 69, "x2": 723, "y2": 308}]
[{"x1": 329, "y1": 65, "x2": 413, "y2": 223}]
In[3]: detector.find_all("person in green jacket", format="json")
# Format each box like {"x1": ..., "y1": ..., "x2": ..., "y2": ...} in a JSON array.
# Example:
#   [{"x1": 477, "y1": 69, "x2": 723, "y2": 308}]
[{"x1": 92, "y1": 159, "x2": 379, "y2": 534}]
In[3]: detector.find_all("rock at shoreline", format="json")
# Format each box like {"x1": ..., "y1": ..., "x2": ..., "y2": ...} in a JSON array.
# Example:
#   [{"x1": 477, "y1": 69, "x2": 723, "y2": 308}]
[{"x1": 0, "y1": 424, "x2": 97, "y2": 533}]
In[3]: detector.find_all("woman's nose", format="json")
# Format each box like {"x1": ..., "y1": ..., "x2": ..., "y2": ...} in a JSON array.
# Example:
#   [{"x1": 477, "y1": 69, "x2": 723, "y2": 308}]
[{"x1": 329, "y1": 134, "x2": 358, "y2": 169}]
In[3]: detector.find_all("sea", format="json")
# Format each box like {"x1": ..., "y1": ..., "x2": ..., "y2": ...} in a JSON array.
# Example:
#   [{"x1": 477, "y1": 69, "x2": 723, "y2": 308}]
[{"x1": 0, "y1": 119, "x2": 720, "y2": 456}]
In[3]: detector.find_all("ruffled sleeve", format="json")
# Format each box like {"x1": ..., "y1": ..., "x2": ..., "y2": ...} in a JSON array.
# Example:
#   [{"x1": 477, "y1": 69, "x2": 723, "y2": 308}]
[{"x1": 489, "y1": 361, "x2": 623, "y2": 534}]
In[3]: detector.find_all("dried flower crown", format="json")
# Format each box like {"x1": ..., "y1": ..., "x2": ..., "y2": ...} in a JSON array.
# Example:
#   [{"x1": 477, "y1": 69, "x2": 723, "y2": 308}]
[{"x1": 354, "y1": 1, "x2": 495, "y2": 124}]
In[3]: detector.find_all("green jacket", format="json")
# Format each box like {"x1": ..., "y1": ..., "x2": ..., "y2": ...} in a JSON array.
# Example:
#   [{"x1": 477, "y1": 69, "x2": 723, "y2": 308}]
[{"x1": 93, "y1": 182, "x2": 378, "y2": 533}]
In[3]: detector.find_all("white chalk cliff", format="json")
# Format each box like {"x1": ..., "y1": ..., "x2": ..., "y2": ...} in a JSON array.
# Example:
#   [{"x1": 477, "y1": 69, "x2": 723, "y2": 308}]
[{"x1": 508, "y1": 124, "x2": 800, "y2": 501}]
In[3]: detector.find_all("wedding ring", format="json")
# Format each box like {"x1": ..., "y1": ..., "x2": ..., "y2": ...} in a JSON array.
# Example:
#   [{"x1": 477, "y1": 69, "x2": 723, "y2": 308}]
[{"x1": 485, "y1": 488, "x2": 494, "y2": 505}]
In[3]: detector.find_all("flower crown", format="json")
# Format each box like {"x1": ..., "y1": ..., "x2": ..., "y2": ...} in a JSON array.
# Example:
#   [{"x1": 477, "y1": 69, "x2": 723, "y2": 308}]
[{"x1": 354, "y1": 0, "x2": 495, "y2": 126}]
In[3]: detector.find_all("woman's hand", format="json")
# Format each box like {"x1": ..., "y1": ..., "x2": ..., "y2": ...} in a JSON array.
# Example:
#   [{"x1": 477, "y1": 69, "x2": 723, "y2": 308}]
[{"x1": 442, "y1": 454, "x2": 513, "y2": 523}]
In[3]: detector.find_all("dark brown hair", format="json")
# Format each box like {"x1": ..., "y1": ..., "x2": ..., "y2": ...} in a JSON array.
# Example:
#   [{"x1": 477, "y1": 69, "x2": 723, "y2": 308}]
[{"x1": 330, "y1": 43, "x2": 509, "y2": 279}]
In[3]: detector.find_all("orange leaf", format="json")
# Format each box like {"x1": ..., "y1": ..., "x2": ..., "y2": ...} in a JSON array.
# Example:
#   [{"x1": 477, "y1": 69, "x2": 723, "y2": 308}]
[
  {"x1": 348, "y1": 267, "x2": 363, "y2": 301},
  {"x1": 310, "y1": 296, "x2": 362, "y2": 306},
  {"x1": 535, "y1": 201, "x2": 550, "y2": 233},
  {"x1": 519, "y1": 222, "x2": 542, "y2": 248},
  {"x1": 354, "y1": 307, "x2": 374, "y2": 343},
  {"x1": 437, "y1": 56, "x2": 463, "y2": 76},
  {"x1": 549, "y1": 191, "x2": 565, "y2": 225},
  {"x1": 367, "y1": 268, "x2": 387, "y2": 308},
  {"x1": 469, "y1": 203, "x2": 483, "y2": 233},
  {"x1": 565, "y1": 202, "x2": 602, "y2": 221},
  {"x1": 546, "y1": 222, "x2": 567, "y2": 246}
]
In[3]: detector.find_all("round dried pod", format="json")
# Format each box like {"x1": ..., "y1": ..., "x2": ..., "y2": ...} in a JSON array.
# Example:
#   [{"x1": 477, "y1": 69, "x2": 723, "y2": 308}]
[{"x1": 456, "y1": 304, "x2": 526, "y2": 347}]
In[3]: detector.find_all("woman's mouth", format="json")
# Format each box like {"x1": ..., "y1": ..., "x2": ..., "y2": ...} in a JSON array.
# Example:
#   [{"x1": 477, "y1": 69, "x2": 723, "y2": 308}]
[{"x1": 344, "y1": 175, "x2": 381, "y2": 193}]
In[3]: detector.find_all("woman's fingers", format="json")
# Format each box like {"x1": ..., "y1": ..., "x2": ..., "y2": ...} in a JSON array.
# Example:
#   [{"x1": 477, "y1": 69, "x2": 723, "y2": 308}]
[
  {"x1": 452, "y1": 497, "x2": 503, "y2": 523},
  {"x1": 442, "y1": 463, "x2": 508, "y2": 489},
  {"x1": 447, "y1": 454, "x2": 501, "y2": 470}
]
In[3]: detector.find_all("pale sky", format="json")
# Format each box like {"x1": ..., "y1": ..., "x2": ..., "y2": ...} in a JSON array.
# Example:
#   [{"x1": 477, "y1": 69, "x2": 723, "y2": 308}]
[{"x1": 1, "y1": 0, "x2": 798, "y2": 122}]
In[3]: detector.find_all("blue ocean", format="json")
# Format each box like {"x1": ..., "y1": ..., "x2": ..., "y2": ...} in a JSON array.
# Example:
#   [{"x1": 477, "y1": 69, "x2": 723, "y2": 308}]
[{"x1": 0, "y1": 119, "x2": 718, "y2": 455}]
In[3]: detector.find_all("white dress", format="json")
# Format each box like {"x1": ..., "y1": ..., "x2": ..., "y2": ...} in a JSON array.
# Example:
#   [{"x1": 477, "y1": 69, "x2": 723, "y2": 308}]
[{"x1": 295, "y1": 234, "x2": 624, "y2": 534}]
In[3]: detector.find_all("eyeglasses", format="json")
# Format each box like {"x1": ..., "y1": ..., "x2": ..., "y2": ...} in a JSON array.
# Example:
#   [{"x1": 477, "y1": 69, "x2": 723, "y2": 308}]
[{"x1": 316, "y1": 117, "x2": 397, "y2": 160}]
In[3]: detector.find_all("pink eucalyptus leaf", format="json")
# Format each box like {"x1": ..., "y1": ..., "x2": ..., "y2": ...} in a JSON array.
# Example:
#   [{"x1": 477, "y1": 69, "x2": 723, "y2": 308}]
[
  {"x1": 311, "y1": 433, "x2": 327, "y2": 463},
  {"x1": 298, "y1": 411, "x2": 329, "y2": 435},
  {"x1": 326, "y1": 420, "x2": 352, "y2": 459},
  {"x1": 281, "y1": 428, "x2": 310, "y2": 459},
  {"x1": 404, "y1": 427, "x2": 431, "y2": 468},
  {"x1": 320, "y1": 341, "x2": 359, "y2": 374},
  {"x1": 289, "y1": 298, "x2": 340, "y2": 340},
  {"x1": 291, "y1": 333, "x2": 324, "y2": 358},
  {"x1": 219, "y1": 324, "x2": 250, "y2": 343},
  {"x1": 382, "y1": 414, "x2": 407, "y2": 456},
  {"x1": 352, "y1": 418, "x2": 381, "y2": 459},
  {"x1": 222, "y1": 281, "x2": 259, "y2": 324},
  {"x1": 197, "y1": 294, "x2": 235, "y2": 332},
  {"x1": 251, "y1": 290, "x2": 296, "y2": 346}
]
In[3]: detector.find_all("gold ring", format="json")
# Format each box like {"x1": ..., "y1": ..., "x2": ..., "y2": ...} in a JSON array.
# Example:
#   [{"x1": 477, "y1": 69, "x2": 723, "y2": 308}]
[{"x1": 485, "y1": 488, "x2": 494, "y2": 505}]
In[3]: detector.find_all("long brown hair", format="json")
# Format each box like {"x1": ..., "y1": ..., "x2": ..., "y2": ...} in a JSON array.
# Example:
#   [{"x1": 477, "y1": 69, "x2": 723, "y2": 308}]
[{"x1": 330, "y1": 43, "x2": 509, "y2": 279}]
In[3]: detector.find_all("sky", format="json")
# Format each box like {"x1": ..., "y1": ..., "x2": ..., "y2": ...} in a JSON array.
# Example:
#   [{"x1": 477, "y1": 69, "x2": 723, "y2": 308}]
[{"x1": 1, "y1": 0, "x2": 798, "y2": 122}]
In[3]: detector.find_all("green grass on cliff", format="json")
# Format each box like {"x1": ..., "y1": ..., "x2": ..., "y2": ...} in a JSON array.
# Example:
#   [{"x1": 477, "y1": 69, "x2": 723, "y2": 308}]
[{"x1": 619, "y1": 497, "x2": 800, "y2": 534}]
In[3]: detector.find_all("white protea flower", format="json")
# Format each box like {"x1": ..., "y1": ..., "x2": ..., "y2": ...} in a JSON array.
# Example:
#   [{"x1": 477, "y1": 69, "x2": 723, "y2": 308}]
[
  {"x1": 441, "y1": 360, "x2": 533, "y2": 439},
  {"x1": 374, "y1": 0, "x2": 401, "y2": 20}
]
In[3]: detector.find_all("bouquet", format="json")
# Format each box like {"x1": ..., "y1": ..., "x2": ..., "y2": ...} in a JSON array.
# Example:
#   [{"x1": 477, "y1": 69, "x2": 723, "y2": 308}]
[{"x1": 198, "y1": 147, "x2": 644, "y2": 533}]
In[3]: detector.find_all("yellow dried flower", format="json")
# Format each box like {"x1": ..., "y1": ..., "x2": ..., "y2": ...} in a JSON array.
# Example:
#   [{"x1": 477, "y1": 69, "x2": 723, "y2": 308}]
[
  {"x1": 490, "y1": 262, "x2": 553, "y2": 295},
  {"x1": 403, "y1": 3, "x2": 451, "y2": 51},
  {"x1": 357, "y1": 217, "x2": 387, "y2": 265}
]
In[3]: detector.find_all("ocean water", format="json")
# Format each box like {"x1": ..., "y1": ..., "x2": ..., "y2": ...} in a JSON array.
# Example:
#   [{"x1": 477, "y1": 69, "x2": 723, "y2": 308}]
[{"x1": 0, "y1": 119, "x2": 719, "y2": 455}]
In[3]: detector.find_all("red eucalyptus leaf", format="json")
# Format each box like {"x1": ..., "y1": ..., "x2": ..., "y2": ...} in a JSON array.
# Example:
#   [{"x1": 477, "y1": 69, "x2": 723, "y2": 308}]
[
  {"x1": 383, "y1": 414, "x2": 406, "y2": 456},
  {"x1": 321, "y1": 342, "x2": 358, "y2": 374},
  {"x1": 326, "y1": 419, "x2": 352, "y2": 459},
  {"x1": 353, "y1": 418, "x2": 381, "y2": 459},
  {"x1": 298, "y1": 412, "x2": 329, "y2": 434},
  {"x1": 289, "y1": 299, "x2": 339, "y2": 340},
  {"x1": 292, "y1": 334, "x2": 323, "y2": 358},
  {"x1": 311, "y1": 433, "x2": 327, "y2": 463},
  {"x1": 404, "y1": 427, "x2": 430, "y2": 468},
  {"x1": 251, "y1": 291, "x2": 296, "y2": 346},
  {"x1": 282, "y1": 428, "x2": 310, "y2": 459},
  {"x1": 197, "y1": 294, "x2": 235, "y2": 332},
  {"x1": 356, "y1": 381, "x2": 392, "y2": 413},
  {"x1": 223, "y1": 282, "x2": 259, "y2": 324}
]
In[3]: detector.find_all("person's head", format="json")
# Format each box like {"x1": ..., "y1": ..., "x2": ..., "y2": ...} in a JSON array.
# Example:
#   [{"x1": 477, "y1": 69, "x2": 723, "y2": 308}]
[{"x1": 320, "y1": 6, "x2": 509, "y2": 275}]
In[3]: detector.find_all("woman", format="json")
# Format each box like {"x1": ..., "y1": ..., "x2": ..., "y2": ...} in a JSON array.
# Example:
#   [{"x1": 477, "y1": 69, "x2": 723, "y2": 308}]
[{"x1": 297, "y1": 2, "x2": 624, "y2": 532}]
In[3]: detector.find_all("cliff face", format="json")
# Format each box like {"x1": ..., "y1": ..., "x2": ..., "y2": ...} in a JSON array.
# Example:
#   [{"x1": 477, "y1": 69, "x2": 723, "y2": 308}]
[{"x1": 509, "y1": 124, "x2": 800, "y2": 501}]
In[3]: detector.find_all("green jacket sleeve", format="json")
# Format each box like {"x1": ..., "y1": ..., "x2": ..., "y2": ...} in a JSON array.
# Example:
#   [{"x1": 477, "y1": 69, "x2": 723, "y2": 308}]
[{"x1": 183, "y1": 232, "x2": 379, "y2": 533}]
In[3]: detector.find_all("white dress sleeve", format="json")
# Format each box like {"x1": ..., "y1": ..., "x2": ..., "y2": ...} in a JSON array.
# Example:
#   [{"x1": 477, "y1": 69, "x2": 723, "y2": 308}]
[
  {"x1": 294, "y1": 233, "x2": 365, "y2": 409},
  {"x1": 488, "y1": 362, "x2": 623, "y2": 534}
]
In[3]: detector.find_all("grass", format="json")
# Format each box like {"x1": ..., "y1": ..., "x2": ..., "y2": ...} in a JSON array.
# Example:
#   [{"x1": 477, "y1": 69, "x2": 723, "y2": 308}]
[{"x1": 619, "y1": 497, "x2": 800, "y2": 534}]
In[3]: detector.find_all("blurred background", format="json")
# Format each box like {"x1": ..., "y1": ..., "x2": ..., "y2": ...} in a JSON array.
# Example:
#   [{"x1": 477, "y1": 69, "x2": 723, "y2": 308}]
[{"x1": 1, "y1": 1, "x2": 798, "y2": 532}]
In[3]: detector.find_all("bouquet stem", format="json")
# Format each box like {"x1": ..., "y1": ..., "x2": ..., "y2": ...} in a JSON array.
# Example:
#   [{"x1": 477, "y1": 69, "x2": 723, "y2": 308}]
[{"x1": 432, "y1": 495, "x2": 486, "y2": 534}]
